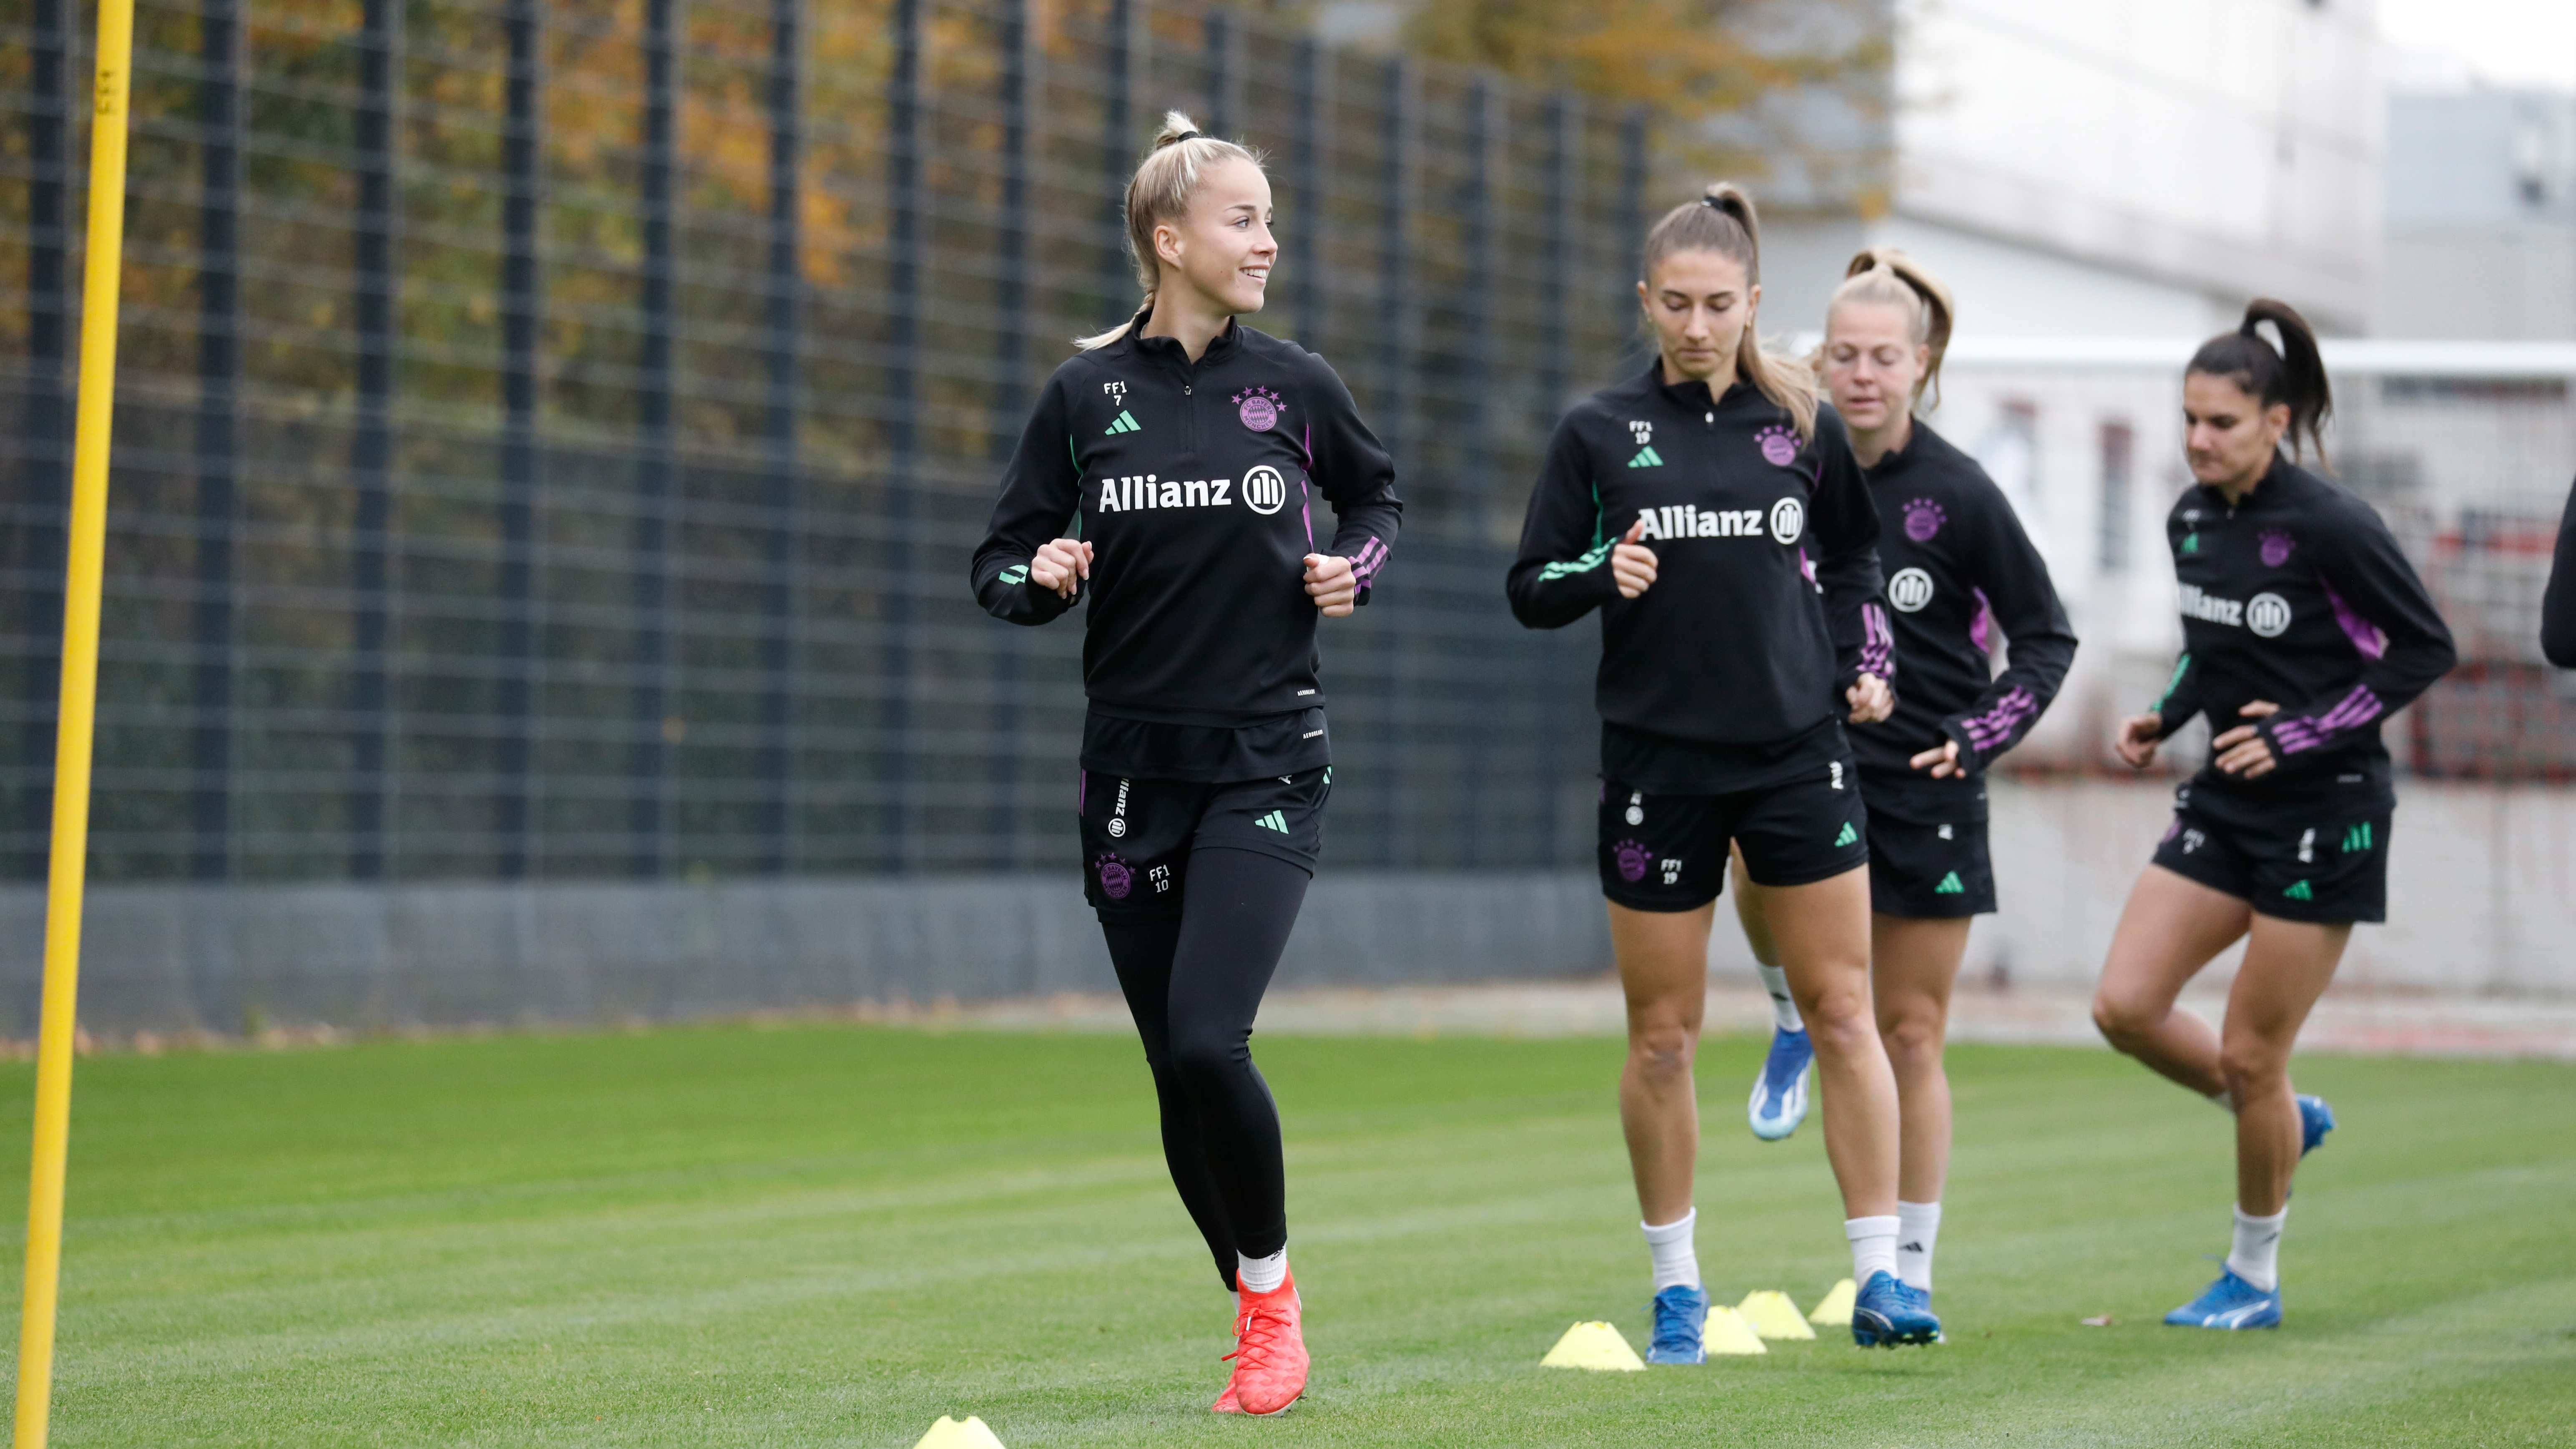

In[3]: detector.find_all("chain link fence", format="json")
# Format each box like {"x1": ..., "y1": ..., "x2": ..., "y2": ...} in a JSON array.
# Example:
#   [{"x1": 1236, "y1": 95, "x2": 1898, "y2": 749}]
[{"x1": 1, "y1": 0, "x2": 1679, "y2": 886}]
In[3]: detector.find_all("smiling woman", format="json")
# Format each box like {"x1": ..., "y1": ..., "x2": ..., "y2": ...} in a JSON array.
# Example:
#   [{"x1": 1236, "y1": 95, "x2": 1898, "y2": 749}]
[{"x1": 967, "y1": 109, "x2": 1402, "y2": 1420}]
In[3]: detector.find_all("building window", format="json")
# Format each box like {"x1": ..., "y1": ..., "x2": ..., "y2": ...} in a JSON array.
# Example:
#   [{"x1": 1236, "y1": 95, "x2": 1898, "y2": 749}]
[{"x1": 2098, "y1": 421, "x2": 2133, "y2": 574}]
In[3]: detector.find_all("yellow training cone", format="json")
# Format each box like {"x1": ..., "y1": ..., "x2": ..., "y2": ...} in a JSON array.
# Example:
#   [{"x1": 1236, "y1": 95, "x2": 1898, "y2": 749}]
[
  {"x1": 1703, "y1": 1305, "x2": 1770, "y2": 1355},
  {"x1": 1808, "y1": 1278, "x2": 1857, "y2": 1326},
  {"x1": 1737, "y1": 1289, "x2": 1817, "y2": 1340},
  {"x1": 1540, "y1": 1320, "x2": 1647, "y2": 1371},
  {"x1": 913, "y1": 1415, "x2": 1009, "y2": 1449}
]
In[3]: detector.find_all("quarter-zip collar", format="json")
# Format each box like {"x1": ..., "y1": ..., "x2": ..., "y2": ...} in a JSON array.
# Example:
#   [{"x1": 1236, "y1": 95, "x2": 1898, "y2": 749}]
[
  {"x1": 1862, "y1": 417, "x2": 1925, "y2": 480},
  {"x1": 2198, "y1": 453, "x2": 2292, "y2": 518},
  {"x1": 1644, "y1": 362, "x2": 1760, "y2": 416},
  {"x1": 1128, "y1": 315, "x2": 1244, "y2": 376}
]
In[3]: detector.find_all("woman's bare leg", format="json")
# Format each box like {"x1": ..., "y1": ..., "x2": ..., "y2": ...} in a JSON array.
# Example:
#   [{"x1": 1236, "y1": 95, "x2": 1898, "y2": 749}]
[
  {"x1": 2222, "y1": 916, "x2": 2349, "y2": 1215},
  {"x1": 1871, "y1": 915, "x2": 1973, "y2": 1205},
  {"x1": 1607, "y1": 901, "x2": 1715, "y2": 1226},
  {"x1": 2091, "y1": 866, "x2": 2254, "y2": 1097},
  {"x1": 1760, "y1": 867, "x2": 1899, "y2": 1218}
]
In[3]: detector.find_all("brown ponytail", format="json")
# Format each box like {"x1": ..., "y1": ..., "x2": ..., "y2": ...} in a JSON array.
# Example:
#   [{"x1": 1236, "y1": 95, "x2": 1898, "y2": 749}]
[
  {"x1": 1826, "y1": 246, "x2": 1955, "y2": 410},
  {"x1": 1639, "y1": 183, "x2": 1820, "y2": 441},
  {"x1": 2186, "y1": 298, "x2": 2333, "y2": 468}
]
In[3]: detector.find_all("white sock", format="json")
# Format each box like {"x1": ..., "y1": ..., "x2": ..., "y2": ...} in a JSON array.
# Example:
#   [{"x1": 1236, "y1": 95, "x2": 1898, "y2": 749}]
[
  {"x1": 1642, "y1": 1210, "x2": 1701, "y2": 1292},
  {"x1": 1757, "y1": 964, "x2": 1804, "y2": 1033},
  {"x1": 1237, "y1": 1248, "x2": 1287, "y2": 1295},
  {"x1": 1846, "y1": 1215, "x2": 1900, "y2": 1285},
  {"x1": 1896, "y1": 1200, "x2": 1942, "y2": 1293},
  {"x1": 2207, "y1": 1089, "x2": 2234, "y2": 1113},
  {"x1": 2226, "y1": 1206, "x2": 2285, "y2": 1292}
]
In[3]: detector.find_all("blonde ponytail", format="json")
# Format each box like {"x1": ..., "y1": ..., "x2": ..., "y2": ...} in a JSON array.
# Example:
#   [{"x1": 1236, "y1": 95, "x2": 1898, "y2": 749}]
[
  {"x1": 1640, "y1": 183, "x2": 1820, "y2": 440},
  {"x1": 1075, "y1": 111, "x2": 1265, "y2": 350},
  {"x1": 1825, "y1": 245, "x2": 1956, "y2": 410}
]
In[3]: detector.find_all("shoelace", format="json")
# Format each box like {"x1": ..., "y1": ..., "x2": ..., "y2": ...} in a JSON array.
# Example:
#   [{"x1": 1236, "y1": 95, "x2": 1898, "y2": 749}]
[
  {"x1": 1649, "y1": 1296, "x2": 1698, "y2": 1350},
  {"x1": 1223, "y1": 1298, "x2": 1293, "y2": 1369}
]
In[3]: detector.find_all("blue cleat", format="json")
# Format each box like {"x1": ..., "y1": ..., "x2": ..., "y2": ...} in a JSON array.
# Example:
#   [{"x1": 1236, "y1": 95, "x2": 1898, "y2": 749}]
[
  {"x1": 1748, "y1": 1027, "x2": 1813, "y2": 1141},
  {"x1": 2164, "y1": 1267, "x2": 2281, "y2": 1329},
  {"x1": 1645, "y1": 1283, "x2": 1708, "y2": 1364},
  {"x1": 2297, "y1": 1094, "x2": 2334, "y2": 1157},
  {"x1": 1850, "y1": 1270, "x2": 1941, "y2": 1347}
]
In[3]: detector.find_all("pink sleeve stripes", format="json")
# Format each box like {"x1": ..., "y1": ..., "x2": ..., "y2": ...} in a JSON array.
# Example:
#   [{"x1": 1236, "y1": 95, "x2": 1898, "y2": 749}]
[
  {"x1": 1860, "y1": 602, "x2": 1895, "y2": 679},
  {"x1": 1960, "y1": 686, "x2": 2038, "y2": 754},
  {"x1": 2271, "y1": 685, "x2": 2385, "y2": 755},
  {"x1": 1350, "y1": 536, "x2": 1390, "y2": 588}
]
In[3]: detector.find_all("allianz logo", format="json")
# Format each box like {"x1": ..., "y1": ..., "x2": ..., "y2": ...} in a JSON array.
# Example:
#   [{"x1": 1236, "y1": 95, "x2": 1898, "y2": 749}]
[
  {"x1": 2179, "y1": 583, "x2": 2292, "y2": 637},
  {"x1": 1634, "y1": 496, "x2": 1803, "y2": 545},
  {"x1": 1098, "y1": 463, "x2": 1289, "y2": 517}
]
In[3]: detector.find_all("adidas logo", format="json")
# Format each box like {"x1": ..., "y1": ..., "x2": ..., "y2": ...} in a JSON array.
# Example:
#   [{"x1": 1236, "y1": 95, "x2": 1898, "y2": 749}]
[
  {"x1": 1255, "y1": 810, "x2": 1290, "y2": 834},
  {"x1": 1900, "y1": 1241, "x2": 1925, "y2": 1253},
  {"x1": 1104, "y1": 409, "x2": 1142, "y2": 435},
  {"x1": 1832, "y1": 822, "x2": 1858, "y2": 848},
  {"x1": 1627, "y1": 446, "x2": 1664, "y2": 468},
  {"x1": 1934, "y1": 871, "x2": 1964, "y2": 894},
  {"x1": 2342, "y1": 823, "x2": 2372, "y2": 853},
  {"x1": 2283, "y1": 879, "x2": 2314, "y2": 901},
  {"x1": 998, "y1": 564, "x2": 1028, "y2": 586},
  {"x1": 2180, "y1": 533, "x2": 2199, "y2": 554}
]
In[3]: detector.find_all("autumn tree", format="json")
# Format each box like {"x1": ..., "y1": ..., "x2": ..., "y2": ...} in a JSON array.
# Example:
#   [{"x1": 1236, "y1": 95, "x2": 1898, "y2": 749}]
[{"x1": 1402, "y1": 0, "x2": 1890, "y2": 213}]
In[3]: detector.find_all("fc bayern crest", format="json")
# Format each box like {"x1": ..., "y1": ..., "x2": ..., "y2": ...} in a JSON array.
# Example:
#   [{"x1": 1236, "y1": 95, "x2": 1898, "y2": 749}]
[{"x1": 1234, "y1": 386, "x2": 1283, "y2": 432}]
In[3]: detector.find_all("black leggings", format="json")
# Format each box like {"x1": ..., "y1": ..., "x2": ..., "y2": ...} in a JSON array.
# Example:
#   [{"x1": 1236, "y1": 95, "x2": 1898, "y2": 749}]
[{"x1": 1101, "y1": 846, "x2": 1310, "y2": 1289}]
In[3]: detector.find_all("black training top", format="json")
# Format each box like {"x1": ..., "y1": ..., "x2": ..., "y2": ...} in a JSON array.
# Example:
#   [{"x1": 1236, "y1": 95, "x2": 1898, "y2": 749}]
[
  {"x1": 2149, "y1": 456, "x2": 2456, "y2": 812},
  {"x1": 970, "y1": 320, "x2": 1402, "y2": 779},
  {"x1": 1848, "y1": 420, "x2": 2078, "y2": 823},
  {"x1": 1507, "y1": 366, "x2": 1892, "y2": 794},
  {"x1": 2544, "y1": 475, "x2": 2576, "y2": 669}
]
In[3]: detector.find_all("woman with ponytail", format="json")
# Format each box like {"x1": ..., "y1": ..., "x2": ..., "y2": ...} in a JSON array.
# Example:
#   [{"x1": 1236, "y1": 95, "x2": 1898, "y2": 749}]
[
  {"x1": 971, "y1": 111, "x2": 1402, "y2": 1414},
  {"x1": 1728, "y1": 249, "x2": 2078, "y2": 1316},
  {"x1": 2094, "y1": 299, "x2": 2454, "y2": 1331},
  {"x1": 1508, "y1": 185, "x2": 1936, "y2": 1358}
]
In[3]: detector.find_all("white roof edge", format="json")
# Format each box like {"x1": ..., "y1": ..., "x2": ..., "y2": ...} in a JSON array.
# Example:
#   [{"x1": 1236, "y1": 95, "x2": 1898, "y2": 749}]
[{"x1": 1919, "y1": 336, "x2": 2576, "y2": 376}]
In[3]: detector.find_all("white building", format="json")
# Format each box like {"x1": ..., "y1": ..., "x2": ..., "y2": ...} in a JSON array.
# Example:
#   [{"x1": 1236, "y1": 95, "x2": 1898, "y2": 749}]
[
  {"x1": 2376, "y1": 85, "x2": 2576, "y2": 340},
  {"x1": 1762, "y1": 0, "x2": 2385, "y2": 338}
]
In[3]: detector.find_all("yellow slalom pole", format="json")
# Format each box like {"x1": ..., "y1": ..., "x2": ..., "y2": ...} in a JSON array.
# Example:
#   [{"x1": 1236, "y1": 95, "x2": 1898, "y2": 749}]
[{"x1": 15, "y1": 0, "x2": 137, "y2": 1442}]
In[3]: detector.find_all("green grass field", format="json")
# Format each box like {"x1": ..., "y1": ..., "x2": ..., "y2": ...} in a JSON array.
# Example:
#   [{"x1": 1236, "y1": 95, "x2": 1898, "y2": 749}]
[{"x1": 3, "y1": 1023, "x2": 2570, "y2": 1447}]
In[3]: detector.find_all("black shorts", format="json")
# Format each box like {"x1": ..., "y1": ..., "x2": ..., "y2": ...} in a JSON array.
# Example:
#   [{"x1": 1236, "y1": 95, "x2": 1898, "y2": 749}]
[
  {"x1": 1078, "y1": 767, "x2": 1329, "y2": 921},
  {"x1": 1867, "y1": 814, "x2": 1995, "y2": 918},
  {"x1": 1597, "y1": 762, "x2": 1869, "y2": 912},
  {"x1": 2151, "y1": 787, "x2": 2390, "y2": 925}
]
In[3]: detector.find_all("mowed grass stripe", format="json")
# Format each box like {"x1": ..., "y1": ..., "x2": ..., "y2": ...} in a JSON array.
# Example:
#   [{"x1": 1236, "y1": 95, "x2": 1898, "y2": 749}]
[{"x1": 0, "y1": 1027, "x2": 2564, "y2": 1447}]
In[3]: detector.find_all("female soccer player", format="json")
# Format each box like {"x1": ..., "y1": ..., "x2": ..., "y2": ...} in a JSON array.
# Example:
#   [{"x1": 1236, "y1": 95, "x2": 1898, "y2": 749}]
[
  {"x1": 970, "y1": 112, "x2": 1401, "y2": 1413},
  {"x1": 2093, "y1": 299, "x2": 2454, "y2": 1330},
  {"x1": 1508, "y1": 185, "x2": 1936, "y2": 1357},
  {"x1": 1729, "y1": 249, "x2": 2077, "y2": 1308}
]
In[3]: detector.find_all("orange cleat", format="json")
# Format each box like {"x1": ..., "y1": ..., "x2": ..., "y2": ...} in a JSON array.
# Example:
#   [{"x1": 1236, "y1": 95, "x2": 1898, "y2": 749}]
[
  {"x1": 1220, "y1": 1270, "x2": 1308, "y2": 1416},
  {"x1": 1210, "y1": 1382, "x2": 1242, "y2": 1413}
]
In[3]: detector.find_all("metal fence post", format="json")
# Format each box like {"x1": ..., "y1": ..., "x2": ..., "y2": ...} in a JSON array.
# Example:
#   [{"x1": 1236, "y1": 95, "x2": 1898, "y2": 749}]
[
  {"x1": 15, "y1": 0, "x2": 72, "y2": 879},
  {"x1": 629, "y1": 0, "x2": 677, "y2": 879},
  {"x1": 349, "y1": 0, "x2": 401, "y2": 880},
  {"x1": 990, "y1": 0, "x2": 1036, "y2": 867},
  {"x1": 1098, "y1": 0, "x2": 1141, "y2": 324},
  {"x1": 497, "y1": 0, "x2": 544, "y2": 879},
  {"x1": 758, "y1": 0, "x2": 802, "y2": 875},
  {"x1": 1290, "y1": 35, "x2": 1324, "y2": 348},
  {"x1": 1536, "y1": 91, "x2": 1579, "y2": 861},
  {"x1": 1618, "y1": 106, "x2": 1646, "y2": 361},
  {"x1": 885, "y1": 0, "x2": 922, "y2": 865},
  {"x1": 1376, "y1": 55, "x2": 1412, "y2": 863},
  {"x1": 1204, "y1": 8, "x2": 1235, "y2": 139},
  {"x1": 191, "y1": 0, "x2": 241, "y2": 882}
]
